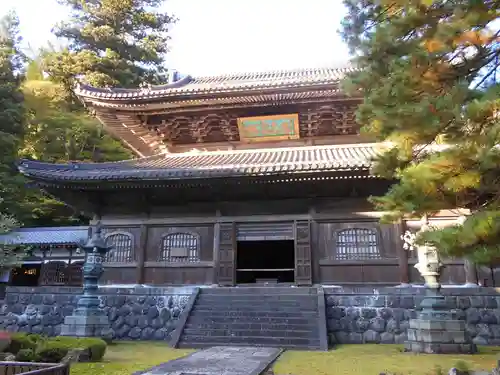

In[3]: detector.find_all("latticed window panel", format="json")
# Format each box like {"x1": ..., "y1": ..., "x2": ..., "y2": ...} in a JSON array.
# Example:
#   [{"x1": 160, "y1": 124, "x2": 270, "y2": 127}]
[
  {"x1": 67, "y1": 262, "x2": 83, "y2": 286},
  {"x1": 160, "y1": 233, "x2": 200, "y2": 263},
  {"x1": 335, "y1": 228, "x2": 381, "y2": 260},
  {"x1": 41, "y1": 262, "x2": 67, "y2": 285},
  {"x1": 105, "y1": 233, "x2": 133, "y2": 262}
]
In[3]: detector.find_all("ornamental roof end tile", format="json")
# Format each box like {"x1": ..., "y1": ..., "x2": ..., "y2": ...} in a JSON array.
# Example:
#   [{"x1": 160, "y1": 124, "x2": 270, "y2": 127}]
[{"x1": 18, "y1": 143, "x2": 386, "y2": 183}]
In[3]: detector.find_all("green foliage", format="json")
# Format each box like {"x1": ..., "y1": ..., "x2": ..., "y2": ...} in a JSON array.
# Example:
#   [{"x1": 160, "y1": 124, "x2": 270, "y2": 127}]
[
  {"x1": 341, "y1": 0, "x2": 500, "y2": 264},
  {"x1": 22, "y1": 78, "x2": 132, "y2": 163},
  {"x1": 6, "y1": 333, "x2": 107, "y2": 363},
  {"x1": 43, "y1": 0, "x2": 176, "y2": 96},
  {"x1": 52, "y1": 337, "x2": 107, "y2": 362},
  {"x1": 7, "y1": 332, "x2": 42, "y2": 354},
  {"x1": 0, "y1": 11, "x2": 27, "y2": 221},
  {"x1": 453, "y1": 360, "x2": 471, "y2": 374},
  {"x1": 0, "y1": 204, "x2": 24, "y2": 268},
  {"x1": 36, "y1": 340, "x2": 70, "y2": 363},
  {"x1": 15, "y1": 348, "x2": 35, "y2": 362},
  {"x1": 433, "y1": 365, "x2": 444, "y2": 375},
  {"x1": 0, "y1": 12, "x2": 28, "y2": 264},
  {"x1": 15, "y1": 53, "x2": 133, "y2": 227}
]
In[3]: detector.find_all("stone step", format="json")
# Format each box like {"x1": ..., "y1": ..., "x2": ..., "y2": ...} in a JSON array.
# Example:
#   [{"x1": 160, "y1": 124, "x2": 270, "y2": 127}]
[
  {"x1": 182, "y1": 328, "x2": 318, "y2": 338},
  {"x1": 178, "y1": 335, "x2": 321, "y2": 348},
  {"x1": 189, "y1": 309, "x2": 318, "y2": 318},
  {"x1": 198, "y1": 292, "x2": 318, "y2": 301},
  {"x1": 186, "y1": 316, "x2": 315, "y2": 325},
  {"x1": 191, "y1": 304, "x2": 317, "y2": 311},
  {"x1": 200, "y1": 288, "x2": 317, "y2": 296},
  {"x1": 184, "y1": 322, "x2": 318, "y2": 331},
  {"x1": 196, "y1": 296, "x2": 318, "y2": 308},
  {"x1": 176, "y1": 341, "x2": 318, "y2": 350},
  {"x1": 176, "y1": 287, "x2": 323, "y2": 351}
]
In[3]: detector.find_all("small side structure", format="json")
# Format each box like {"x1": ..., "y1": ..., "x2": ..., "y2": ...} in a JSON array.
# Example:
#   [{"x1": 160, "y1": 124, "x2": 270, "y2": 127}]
[{"x1": 0, "y1": 227, "x2": 88, "y2": 290}]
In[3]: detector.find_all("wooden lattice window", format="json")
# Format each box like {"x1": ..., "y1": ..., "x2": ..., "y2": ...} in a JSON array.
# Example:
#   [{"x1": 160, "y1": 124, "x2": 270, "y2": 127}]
[
  {"x1": 41, "y1": 262, "x2": 67, "y2": 285},
  {"x1": 160, "y1": 232, "x2": 200, "y2": 262},
  {"x1": 67, "y1": 262, "x2": 83, "y2": 286},
  {"x1": 335, "y1": 228, "x2": 381, "y2": 260},
  {"x1": 105, "y1": 232, "x2": 133, "y2": 262}
]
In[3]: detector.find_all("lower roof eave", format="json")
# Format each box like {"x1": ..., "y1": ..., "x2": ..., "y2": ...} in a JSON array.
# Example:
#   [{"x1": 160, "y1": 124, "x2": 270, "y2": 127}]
[{"x1": 27, "y1": 169, "x2": 381, "y2": 190}]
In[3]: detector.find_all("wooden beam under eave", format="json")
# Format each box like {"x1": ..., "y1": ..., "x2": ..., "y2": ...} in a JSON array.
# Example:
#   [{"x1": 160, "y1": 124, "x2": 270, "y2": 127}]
[{"x1": 95, "y1": 113, "x2": 160, "y2": 158}]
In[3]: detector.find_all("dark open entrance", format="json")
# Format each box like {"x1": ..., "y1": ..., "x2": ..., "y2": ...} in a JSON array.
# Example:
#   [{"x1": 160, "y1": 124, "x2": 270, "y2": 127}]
[
  {"x1": 236, "y1": 240, "x2": 295, "y2": 284},
  {"x1": 10, "y1": 264, "x2": 42, "y2": 287}
]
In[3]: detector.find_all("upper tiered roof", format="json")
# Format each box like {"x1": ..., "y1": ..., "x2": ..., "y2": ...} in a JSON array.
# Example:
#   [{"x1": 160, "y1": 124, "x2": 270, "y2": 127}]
[
  {"x1": 76, "y1": 66, "x2": 357, "y2": 103},
  {"x1": 74, "y1": 66, "x2": 360, "y2": 158}
]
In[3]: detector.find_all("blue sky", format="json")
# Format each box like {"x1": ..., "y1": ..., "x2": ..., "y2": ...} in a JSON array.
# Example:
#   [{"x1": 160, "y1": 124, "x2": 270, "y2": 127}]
[{"x1": 0, "y1": 0, "x2": 350, "y2": 76}]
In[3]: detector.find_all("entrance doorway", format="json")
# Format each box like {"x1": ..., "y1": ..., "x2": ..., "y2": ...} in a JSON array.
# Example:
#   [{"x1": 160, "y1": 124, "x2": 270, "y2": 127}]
[
  {"x1": 236, "y1": 240, "x2": 295, "y2": 284},
  {"x1": 10, "y1": 264, "x2": 41, "y2": 287}
]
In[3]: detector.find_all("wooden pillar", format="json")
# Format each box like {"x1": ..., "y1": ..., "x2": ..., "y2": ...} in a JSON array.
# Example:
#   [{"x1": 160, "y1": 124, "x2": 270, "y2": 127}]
[
  {"x1": 217, "y1": 222, "x2": 236, "y2": 286},
  {"x1": 212, "y1": 222, "x2": 220, "y2": 285},
  {"x1": 294, "y1": 220, "x2": 313, "y2": 286},
  {"x1": 136, "y1": 224, "x2": 148, "y2": 285},
  {"x1": 394, "y1": 221, "x2": 410, "y2": 284},
  {"x1": 463, "y1": 259, "x2": 478, "y2": 285}
]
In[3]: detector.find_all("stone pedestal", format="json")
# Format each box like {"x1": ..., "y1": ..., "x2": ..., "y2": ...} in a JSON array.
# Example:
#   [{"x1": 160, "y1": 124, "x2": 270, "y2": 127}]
[
  {"x1": 60, "y1": 223, "x2": 114, "y2": 339},
  {"x1": 404, "y1": 290, "x2": 477, "y2": 354},
  {"x1": 60, "y1": 310, "x2": 111, "y2": 337},
  {"x1": 405, "y1": 319, "x2": 476, "y2": 354}
]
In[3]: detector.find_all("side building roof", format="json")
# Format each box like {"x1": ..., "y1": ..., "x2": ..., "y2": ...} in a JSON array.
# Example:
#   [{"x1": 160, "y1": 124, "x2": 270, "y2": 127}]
[
  {"x1": 0, "y1": 227, "x2": 89, "y2": 246},
  {"x1": 18, "y1": 143, "x2": 382, "y2": 185}
]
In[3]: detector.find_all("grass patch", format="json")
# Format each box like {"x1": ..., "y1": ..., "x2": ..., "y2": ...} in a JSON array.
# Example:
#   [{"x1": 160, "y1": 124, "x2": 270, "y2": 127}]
[
  {"x1": 69, "y1": 342, "x2": 500, "y2": 375},
  {"x1": 70, "y1": 341, "x2": 193, "y2": 375},
  {"x1": 273, "y1": 345, "x2": 500, "y2": 375}
]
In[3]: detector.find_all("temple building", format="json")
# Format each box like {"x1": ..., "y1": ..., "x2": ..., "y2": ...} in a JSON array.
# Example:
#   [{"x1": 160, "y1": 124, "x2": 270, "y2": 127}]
[
  {"x1": 0, "y1": 226, "x2": 87, "y2": 288},
  {"x1": 18, "y1": 67, "x2": 482, "y2": 287}
]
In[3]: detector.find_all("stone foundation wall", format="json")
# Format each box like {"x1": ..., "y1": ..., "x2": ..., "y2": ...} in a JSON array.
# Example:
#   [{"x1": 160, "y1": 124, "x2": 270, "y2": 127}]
[
  {"x1": 324, "y1": 286, "x2": 500, "y2": 346},
  {"x1": 0, "y1": 286, "x2": 192, "y2": 341},
  {"x1": 2, "y1": 285, "x2": 499, "y2": 347}
]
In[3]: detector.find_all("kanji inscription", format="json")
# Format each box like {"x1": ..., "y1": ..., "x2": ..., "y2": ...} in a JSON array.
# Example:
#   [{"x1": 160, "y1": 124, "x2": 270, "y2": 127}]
[{"x1": 237, "y1": 114, "x2": 300, "y2": 142}]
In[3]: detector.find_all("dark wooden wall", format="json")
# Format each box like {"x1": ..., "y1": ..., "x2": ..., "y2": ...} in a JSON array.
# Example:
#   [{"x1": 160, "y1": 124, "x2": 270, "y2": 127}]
[
  {"x1": 96, "y1": 198, "x2": 471, "y2": 286},
  {"x1": 312, "y1": 221, "x2": 402, "y2": 285},
  {"x1": 143, "y1": 225, "x2": 214, "y2": 285},
  {"x1": 100, "y1": 226, "x2": 142, "y2": 284}
]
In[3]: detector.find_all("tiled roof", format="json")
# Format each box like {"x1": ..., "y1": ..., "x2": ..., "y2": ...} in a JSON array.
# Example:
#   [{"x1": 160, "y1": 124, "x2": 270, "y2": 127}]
[
  {"x1": 18, "y1": 143, "x2": 381, "y2": 183},
  {"x1": 0, "y1": 227, "x2": 89, "y2": 245},
  {"x1": 75, "y1": 66, "x2": 357, "y2": 101}
]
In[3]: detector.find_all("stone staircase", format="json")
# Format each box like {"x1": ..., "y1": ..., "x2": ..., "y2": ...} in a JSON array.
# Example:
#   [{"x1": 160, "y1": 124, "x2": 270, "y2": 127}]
[{"x1": 176, "y1": 287, "x2": 327, "y2": 350}]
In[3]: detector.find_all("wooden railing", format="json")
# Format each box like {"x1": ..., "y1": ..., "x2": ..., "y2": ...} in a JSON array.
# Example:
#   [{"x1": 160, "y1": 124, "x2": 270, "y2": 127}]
[{"x1": 0, "y1": 362, "x2": 69, "y2": 375}]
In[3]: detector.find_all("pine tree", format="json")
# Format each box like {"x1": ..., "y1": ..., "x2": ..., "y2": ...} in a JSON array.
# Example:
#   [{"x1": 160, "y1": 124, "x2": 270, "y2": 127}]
[
  {"x1": 341, "y1": 0, "x2": 500, "y2": 264},
  {"x1": 42, "y1": 0, "x2": 176, "y2": 96},
  {"x1": 0, "y1": 11, "x2": 27, "y2": 219},
  {"x1": 0, "y1": 198, "x2": 23, "y2": 269}
]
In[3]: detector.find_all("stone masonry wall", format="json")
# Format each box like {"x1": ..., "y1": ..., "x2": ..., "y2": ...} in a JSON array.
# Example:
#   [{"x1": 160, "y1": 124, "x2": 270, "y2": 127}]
[
  {"x1": 324, "y1": 286, "x2": 500, "y2": 347},
  {"x1": 2, "y1": 285, "x2": 500, "y2": 347},
  {"x1": 0, "y1": 286, "x2": 192, "y2": 341}
]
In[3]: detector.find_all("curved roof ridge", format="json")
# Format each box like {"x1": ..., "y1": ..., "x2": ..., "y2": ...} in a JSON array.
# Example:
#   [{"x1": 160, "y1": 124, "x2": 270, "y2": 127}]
[
  {"x1": 18, "y1": 153, "x2": 164, "y2": 170},
  {"x1": 76, "y1": 75, "x2": 193, "y2": 94},
  {"x1": 190, "y1": 64, "x2": 356, "y2": 82},
  {"x1": 75, "y1": 64, "x2": 358, "y2": 97},
  {"x1": 170, "y1": 142, "x2": 382, "y2": 158},
  {"x1": 14, "y1": 226, "x2": 89, "y2": 231}
]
